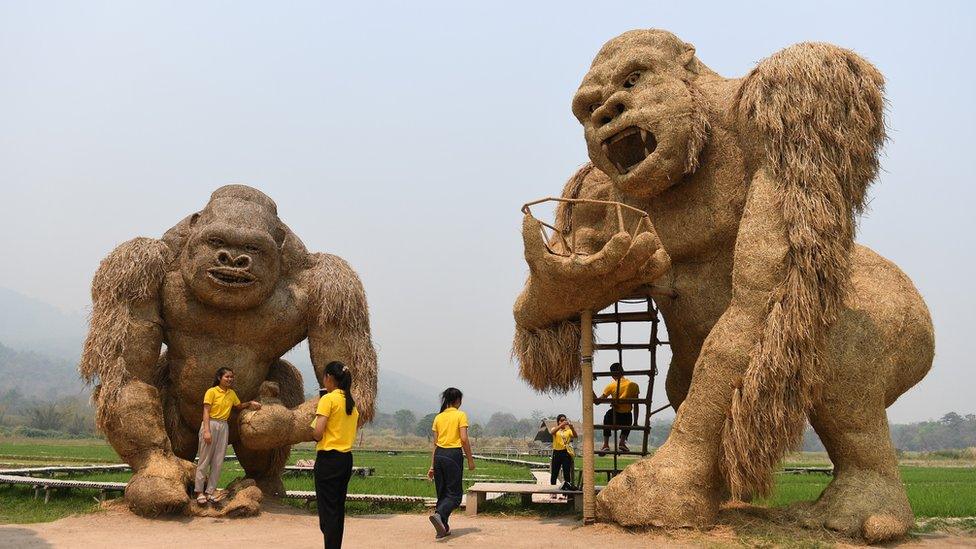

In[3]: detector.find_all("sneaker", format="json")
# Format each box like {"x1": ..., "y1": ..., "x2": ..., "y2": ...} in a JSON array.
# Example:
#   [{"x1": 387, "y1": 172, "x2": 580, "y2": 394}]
[
  {"x1": 429, "y1": 513, "x2": 447, "y2": 538},
  {"x1": 559, "y1": 482, "x2": 571, "y2": 491}
]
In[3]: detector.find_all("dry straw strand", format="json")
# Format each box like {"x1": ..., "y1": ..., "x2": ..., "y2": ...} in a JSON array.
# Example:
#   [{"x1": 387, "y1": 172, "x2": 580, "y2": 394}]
[
  {"x1": 721, "y1": 42, "x2": 886, "y2": 498},
  {"x1": 312, "y1": 253, "x2": 378, "y2": 422},
  {"x1": 79, "y1": 237, "x2": 170, "y2": 429}
]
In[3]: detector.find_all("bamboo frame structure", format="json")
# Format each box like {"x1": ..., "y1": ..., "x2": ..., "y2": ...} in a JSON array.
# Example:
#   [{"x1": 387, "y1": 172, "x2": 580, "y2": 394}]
[
  {"x1": 521, "y1": 197, "x2": 653, "y2": 258},
  {"x1": 580, "y1": 309, "x2": 596, "y2": 524}
]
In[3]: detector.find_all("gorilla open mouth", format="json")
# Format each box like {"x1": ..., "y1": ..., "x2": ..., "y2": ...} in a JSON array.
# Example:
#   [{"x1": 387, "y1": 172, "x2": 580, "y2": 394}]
[
  {"x1": 207, "y1": 267, "x2": 257, "y2": 287},
  {"x1": 603, "y1": 127, "x2": 657, "y2": 175}
]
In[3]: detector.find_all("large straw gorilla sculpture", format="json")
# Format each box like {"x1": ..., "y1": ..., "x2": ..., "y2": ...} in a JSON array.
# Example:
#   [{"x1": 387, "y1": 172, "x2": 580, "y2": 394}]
[
  {"x1": 513, "y1": 30, "x2": 933, "y2": 542},
  {"x1": 80, "y1": 185, "x2": 376, "y2": 516}
]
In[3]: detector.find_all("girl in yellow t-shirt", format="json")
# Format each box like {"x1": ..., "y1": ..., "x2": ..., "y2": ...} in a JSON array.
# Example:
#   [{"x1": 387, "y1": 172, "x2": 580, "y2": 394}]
[
  {"x1": 311, "y1": 361, "x2": 359, "y2": 549},
  {"x1": 549, "y1": 413, "x2": 578, "y2": 490},
  {"x1": 196, "y1": 367, "x2": 261, "y2": 504},
  {"x1": 426, "y1": 387, "x2": 475, "y2": 539}
]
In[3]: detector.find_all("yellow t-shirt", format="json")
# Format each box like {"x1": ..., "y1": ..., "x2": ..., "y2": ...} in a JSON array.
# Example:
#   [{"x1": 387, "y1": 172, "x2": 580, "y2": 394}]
[
  {"x1": 432, "y1": 407, "x2": 468, "y2": 449},
  {"x1": 203, "y1": 386, "x2": 241, "y2": 421},
  {"x1": 552, "y1": 426, "x2": 575, "y2": 457},
  {"x1": 601, "y1": 377, "x2": 640, "y2": 413},
  {"x1": 314, "y1": 390, "x2": 359, "y2": 453}
]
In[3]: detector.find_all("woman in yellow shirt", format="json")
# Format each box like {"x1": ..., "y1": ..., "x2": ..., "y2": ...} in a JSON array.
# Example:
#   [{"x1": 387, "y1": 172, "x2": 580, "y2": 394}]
[
  {"x1": 549, "y1": 413, "x2": 578, "y2": 490},
  {"x1": 426, "y1": 387, "x2": 475, "y2": 538},
  {"x1": 311, "y1": 361, "x2": 359, "y2": 549},
  {"x1": 196, "y1": 367, "x2": 261, "y2": 504}
]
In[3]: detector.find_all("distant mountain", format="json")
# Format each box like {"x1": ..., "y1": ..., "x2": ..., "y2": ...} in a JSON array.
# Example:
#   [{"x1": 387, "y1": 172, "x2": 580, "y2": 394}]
[
  {"x1": 0, "y1": 342, "x2": 87, "y2": 399},
  {"x1": 0, "y1": 287, "x2": 87, "y2": 361}
]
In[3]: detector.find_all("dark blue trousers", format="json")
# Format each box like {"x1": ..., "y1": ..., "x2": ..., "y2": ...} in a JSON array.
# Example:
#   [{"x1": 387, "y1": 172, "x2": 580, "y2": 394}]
[{"x1": 433, "y1": 446, "x2": 464, "y2": 527}]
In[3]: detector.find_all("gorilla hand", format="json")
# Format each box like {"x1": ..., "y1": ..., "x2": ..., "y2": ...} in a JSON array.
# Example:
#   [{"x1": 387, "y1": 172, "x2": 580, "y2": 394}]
[
  {"x1": 514, "y1": 214, "x2": 670, "y2": 329},
  {"x1": 238, "y1": 383, "x2": 317, "y2": 450}
]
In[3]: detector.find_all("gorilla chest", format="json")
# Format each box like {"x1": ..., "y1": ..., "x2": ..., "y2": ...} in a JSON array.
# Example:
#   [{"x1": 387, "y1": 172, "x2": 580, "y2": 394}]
[{"x1": 160, "y1": 274, "x2": 308, "y2": 395}]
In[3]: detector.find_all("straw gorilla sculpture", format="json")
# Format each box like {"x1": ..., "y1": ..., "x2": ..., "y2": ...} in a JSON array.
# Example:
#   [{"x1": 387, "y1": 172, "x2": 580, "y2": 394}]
[
  {"x1": 513, "y1": 30, "x2": 934, "y2": 542},
  {"x1": 80, "y1": 185, "x2": 377, "y2": 517}
]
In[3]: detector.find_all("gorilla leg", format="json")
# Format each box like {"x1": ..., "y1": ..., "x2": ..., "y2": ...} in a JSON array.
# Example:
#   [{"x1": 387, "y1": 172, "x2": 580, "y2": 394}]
[
  {"x1": 235, "y1": 359, "x2": 306, "y2": 496},
  {"x1": 796, "y1": 250, "x2": 935, "y2": 542},
  {"x1": 806, "y1": 396, "x2": 911, "y2": 542},
  {"x1": 234, "y1": 444, "x2": 291, "y2": 497},
  {"x1": 101, "y1": 380, "x2": 195, "y2": 516}
]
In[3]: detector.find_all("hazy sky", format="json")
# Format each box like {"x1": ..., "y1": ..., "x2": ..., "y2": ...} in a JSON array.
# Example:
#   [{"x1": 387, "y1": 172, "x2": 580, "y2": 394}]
[{"x1": 1, "y1": 1, "x2": 973, "y2": 422}]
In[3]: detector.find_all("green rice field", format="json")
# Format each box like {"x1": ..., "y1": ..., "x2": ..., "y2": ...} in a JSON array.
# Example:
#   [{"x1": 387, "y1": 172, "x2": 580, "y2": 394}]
[{"x1": 2, "y1": 437, "x2": 975, "y2": 526}]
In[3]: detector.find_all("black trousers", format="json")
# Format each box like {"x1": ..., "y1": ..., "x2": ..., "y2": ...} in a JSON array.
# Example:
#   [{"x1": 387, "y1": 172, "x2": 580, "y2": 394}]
[
  {"x1": 602, "y1": 409, "x2": 634, "y2": 442},
  {"x1": 550, "y1": 449, "x2": 574, "y2": 485},
  {"x1": 315, "y1": 450, "x2": 353, "y2": 549},
  {"x1": 433, "y1": 446, "x2": 464, "y2": 527}
]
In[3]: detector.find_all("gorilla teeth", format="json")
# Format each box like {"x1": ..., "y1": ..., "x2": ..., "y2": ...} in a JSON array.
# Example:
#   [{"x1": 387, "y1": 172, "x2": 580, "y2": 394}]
[{"x1": 604, "y1": 126, "x2": 656, "y2": 175}]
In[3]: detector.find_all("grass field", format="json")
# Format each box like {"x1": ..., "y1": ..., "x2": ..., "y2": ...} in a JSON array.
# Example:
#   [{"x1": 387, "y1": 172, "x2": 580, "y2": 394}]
[{"x1": 2, "y1": 436, "x2": 975, "y2": 527}]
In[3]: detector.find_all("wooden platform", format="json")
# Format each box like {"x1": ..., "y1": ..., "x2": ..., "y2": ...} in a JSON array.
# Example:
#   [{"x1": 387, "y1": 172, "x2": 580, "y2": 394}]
[{"x1": 465, "y1": 482, "x2": 603, "y2": 515}]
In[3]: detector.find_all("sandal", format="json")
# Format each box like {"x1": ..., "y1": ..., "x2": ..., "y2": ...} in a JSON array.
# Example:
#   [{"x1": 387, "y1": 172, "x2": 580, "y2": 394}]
[{"x1": 196, "y1": 494, "x2": 208, "y2": 504}]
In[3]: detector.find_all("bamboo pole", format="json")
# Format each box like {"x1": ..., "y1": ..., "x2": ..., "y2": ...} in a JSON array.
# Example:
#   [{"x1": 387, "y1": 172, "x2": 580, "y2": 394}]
[{"x1": 580, "y1": 309, "x2": 596, "y2": 524}]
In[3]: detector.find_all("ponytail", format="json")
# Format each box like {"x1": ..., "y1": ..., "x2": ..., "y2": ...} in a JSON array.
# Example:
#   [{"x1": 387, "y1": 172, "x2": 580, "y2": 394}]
[
  {"x1": 324, "y1": 361, "x2": 355, "y2": 415},
  {"x1": 440, "y1": 387, "x2": 463, "y2": 412}
]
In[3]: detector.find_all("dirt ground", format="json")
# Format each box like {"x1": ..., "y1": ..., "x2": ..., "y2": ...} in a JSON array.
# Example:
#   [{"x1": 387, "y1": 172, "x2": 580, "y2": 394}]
[{"x1": 1, "y1": 503, "x2": 974, "y2": 549}]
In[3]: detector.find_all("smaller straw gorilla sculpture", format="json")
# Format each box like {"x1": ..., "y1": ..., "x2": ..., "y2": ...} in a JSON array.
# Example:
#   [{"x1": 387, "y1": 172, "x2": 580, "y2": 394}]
[{"x1": 80, "y1": 185, "x2": 377, "y2": 517}]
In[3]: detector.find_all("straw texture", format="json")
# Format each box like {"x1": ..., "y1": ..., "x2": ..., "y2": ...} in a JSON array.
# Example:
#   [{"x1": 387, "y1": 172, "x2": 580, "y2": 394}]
[{"x1": 79, "y1": 185, "x2": 378, "y2": 517}]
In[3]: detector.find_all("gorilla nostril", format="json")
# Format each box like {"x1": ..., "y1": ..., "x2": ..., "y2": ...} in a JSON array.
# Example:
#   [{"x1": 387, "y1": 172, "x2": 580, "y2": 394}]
[
  {"x1": 600, "y1": 116, "x2": 612, "y2": 125},
  {"x1": 235, "y1": 255, "x2": 251, "y2": 269},
  {"x1": 216, "y1": 251, "x2": 232, "y2": 265}
]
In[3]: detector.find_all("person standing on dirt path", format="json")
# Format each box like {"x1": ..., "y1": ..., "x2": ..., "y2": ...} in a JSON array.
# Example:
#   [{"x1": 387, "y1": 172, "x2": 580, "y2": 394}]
[
  {"x1": 549, "y1": 413, "x2": 578, "y2": 490},
  {"x1": 427, "y1": 387, "x2": 475, "y2": 539},
  {"x1": 196, "y1": 367, "x2": 262, "y2": 505},
  {"x1": 311, "y1": 361, "x2": 360, "y2": 549}
]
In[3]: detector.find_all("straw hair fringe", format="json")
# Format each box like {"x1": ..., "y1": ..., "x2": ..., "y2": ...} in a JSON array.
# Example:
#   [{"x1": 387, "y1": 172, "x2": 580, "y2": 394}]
[
  {"x1": 312, "y1": 253, "x2": 378, "y2": 422},
  {"x1": 684, "y1": 79, "x2": 711, "y2": 174},
  {"x1": 721, "y1": 42, "x2": 886, "y2": 498},
  {"x1": 512, "y1": 320, "x2": 587, "y2": 393},
  {"x1": 79, "y1": 238, "x2": 170, "y2": 430}
]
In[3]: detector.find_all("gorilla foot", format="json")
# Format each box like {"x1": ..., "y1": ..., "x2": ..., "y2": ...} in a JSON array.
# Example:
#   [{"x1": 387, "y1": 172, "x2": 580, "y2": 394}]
[
  {"x1": 124, "y1": 454, "x2": 193, "y2": 517},
  {"x1": 596, "y1": 450, "x2": 719, "y2": 528},
  {"x1": 188, "y1": 478, "x2": 263, "y2": 518},
  {"x1": 791, "y1": 469, "x2": 912, "y2": 543}
]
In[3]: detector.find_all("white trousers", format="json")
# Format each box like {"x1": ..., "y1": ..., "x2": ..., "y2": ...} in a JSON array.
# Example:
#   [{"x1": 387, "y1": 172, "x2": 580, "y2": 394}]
[{"x1": 195, "y1": 419, "x2": 229, "y2": 494}]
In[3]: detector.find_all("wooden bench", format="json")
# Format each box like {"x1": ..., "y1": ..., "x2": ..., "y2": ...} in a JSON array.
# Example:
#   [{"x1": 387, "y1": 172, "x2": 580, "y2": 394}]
[{"x1": 465, "y1": 482, "x2": 602, "y2": 515}]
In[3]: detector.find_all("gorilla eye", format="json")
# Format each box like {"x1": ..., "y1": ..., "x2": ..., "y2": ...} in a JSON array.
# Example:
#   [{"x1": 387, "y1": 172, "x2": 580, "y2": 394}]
[
  {"x1": 207, "y1": 236, "x2": 225, "y2": 248},
  {"x1": 243, "y1": 245, "x2": 260, "y2": 254},
  {"x1": 623, "y1": 71, "x2": 641, "y2": 88}
]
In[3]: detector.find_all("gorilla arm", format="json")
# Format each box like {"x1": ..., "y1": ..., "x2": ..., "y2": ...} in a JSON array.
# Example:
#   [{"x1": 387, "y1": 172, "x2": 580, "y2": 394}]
[
  {"x1": 238, "y1": 253, "x2": 377, "y2": 449},
  {"x1": 512, "y1": 184, "x2": 670, "y2": 392},
  {"x1": 79, "y1": 238, "x2": 194, "y2": 515},
  {"x1": 79, "y1": 238, "x2": 174, "y2": 464}
]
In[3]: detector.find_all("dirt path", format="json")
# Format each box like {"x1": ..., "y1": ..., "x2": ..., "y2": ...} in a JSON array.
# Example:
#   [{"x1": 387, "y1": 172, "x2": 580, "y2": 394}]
[{"x1": 1, "y1": 504, "x2": 974, "y2": 548}]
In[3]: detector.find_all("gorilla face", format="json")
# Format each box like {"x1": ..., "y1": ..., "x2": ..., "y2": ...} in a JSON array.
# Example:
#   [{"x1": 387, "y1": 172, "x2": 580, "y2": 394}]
[
  {"x1": 572, "y1": 32, "x2": 703, "y2": 199},
  {"x1": 180, "y1": 213, "x2": 282, "y2": 311}
]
